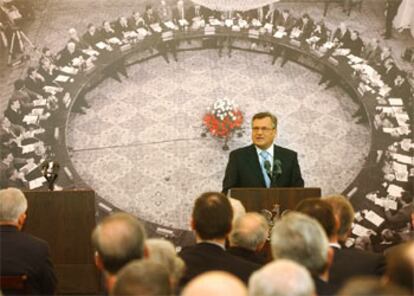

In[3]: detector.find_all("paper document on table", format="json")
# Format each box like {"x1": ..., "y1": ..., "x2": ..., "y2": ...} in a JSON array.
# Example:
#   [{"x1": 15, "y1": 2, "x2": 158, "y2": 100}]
[
  {"x1": 178, "y1": 19, "x2": 189, "y2": 27},
  {"x1": 251, "y1": 19, "x2": 262, "y2": 27},
  {"x1": 31, "y1": 108, "x2": 44, "y2": 116},
  {"x1": 54, "y1": 75, "x2": 70, "y2": 83},
  {"x1": 384, "y1": 199, "x2": 398, "y2": 210},
  {"x1": 19, "y1": 161, "x2": 37, "y2": 174},
  {"x1": 33, "y1": 99, "x2": 46, "y2": 106},
  {"x1": 264, "y1": 23, "x2": 273, "y2": 32},
  {"x1": 137, "y1": 28, "x2": 148, "y2": 37},
  {"x1": 23, "y1": 115, "x2": 39, "y2": 125},
  {"x1": 60, "y1": 66, "x2": 78, "y2": 75},
  {"x1": 21, "y1": 143, "x2": 36, "y2": 154},
  {"x1": 43, "y1": 85, "x2": 61, "y2": 94},
  {"x1": 95, "y1": 41, "x2": 107, "y2": 49},
  {"x1": 393, "y1": 161, "x2": 409, "y2": 182},
  {"x1": 387, "y1": 184, "x2": 404, "y2": 197},
  {"x1": 388, "y1": 98, "x2": 403, "y2": 106},
  {"x1": 352, "y1": 224, "x2": 371, "y2": 237},
  {"x1": 393, "y1": 154, "x2": 413, "y2": 165},
  {"x1": 28, "y1": 176, "x2": 47, "y2": 190},
  {"x1": 365, "y1": 210, "x2": 384, "y2": 227},
  {"x1": 150, "y1": 23, "x2": 162, "y2": 32},
  {"x1": 108, "y1": 37, "x2": 122, "y2": 44},
  {"x1": 164, "y1": 21, "x2": 176, "y2": 30},
  {"x1": 273, "y1": 30, "x2": 286, "y2": 39}
]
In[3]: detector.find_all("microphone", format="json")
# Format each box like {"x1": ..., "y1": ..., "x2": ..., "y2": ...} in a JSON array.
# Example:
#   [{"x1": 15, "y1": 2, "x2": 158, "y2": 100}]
[{"x1": 264, "y1": 160, "x2": 272, "y2": 180}]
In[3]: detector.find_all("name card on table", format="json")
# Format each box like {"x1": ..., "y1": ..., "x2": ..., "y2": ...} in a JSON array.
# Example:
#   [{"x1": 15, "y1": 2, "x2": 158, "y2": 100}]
[{"x1": 204, "y1": 26, "x2": 215, "y2": 35}]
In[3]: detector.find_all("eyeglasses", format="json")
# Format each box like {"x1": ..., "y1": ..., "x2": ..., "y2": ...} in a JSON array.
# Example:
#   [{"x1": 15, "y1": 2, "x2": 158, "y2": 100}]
[{"x1": 252, "y1": 127, "x2": 275, "y2": 132}]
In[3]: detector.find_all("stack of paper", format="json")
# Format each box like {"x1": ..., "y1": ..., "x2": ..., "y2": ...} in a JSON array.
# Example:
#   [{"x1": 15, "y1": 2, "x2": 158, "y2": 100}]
[
  {"x1": 150, "y1": 23, "x2": 162, "y2": 32},
  {"x1": 23, "y1": 115, "x2": 39, "y2": 125},
  {"x1": 387, "y1": 184, "x2": 404, "y2": 197},
  {"x1": 178, "y1": 19, "x2": 189, "y2": 27},
  {"x1": 21, "y1": 143, "x2": 36, "y2": 154},
  {"x1": 60, "y1": 66, "x2": 78, "y2": 75},
  {"x1": 365, "y1": 210, "x2": 385, "y2": 227},
  {"x1": 96, "y1": 41, "x2": 108, "y2": 50},
  {"x1": 273, "y1": 30, "x2": 286, "y2": 39},
  {"x1": 28, "y1": 176, "x2": 47, "y2": 190},
  {"x1": 54, "y1": 75, "x2": 70, "y2": 83}
]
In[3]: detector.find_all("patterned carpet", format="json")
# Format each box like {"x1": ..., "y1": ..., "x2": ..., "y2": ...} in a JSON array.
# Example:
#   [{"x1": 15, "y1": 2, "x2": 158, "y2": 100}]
[{"x1": 67, "y1": 49, "x2": 370, "y2": 229}]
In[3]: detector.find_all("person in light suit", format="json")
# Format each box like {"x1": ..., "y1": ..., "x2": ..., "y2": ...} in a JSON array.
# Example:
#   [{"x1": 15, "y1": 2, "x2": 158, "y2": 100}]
[{"x1": 222, "y1": 112, "x2": 304, "y2": 195}]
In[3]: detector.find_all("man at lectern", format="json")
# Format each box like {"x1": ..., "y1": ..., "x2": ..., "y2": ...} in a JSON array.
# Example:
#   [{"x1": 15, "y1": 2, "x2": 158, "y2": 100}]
[{"x1": 222, "y1": 112, "x2": 304, "y2": 194}]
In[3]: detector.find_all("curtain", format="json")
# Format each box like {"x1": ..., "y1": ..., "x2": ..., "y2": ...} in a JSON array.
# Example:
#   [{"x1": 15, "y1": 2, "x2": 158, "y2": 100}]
[{"x1": 191, "y1": 0, "x2": 280, "y2": 12}]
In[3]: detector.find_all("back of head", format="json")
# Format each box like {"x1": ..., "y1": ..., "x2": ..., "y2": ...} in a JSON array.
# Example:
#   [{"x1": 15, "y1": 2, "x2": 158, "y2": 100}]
[
  {"x1": 182, "y1": 271, "x2": 247, "y2": 296},
  {"x1": 385, "y1": 241, "x2": 414, "y2": 293},
  {"x1": 111, "y1": 259, "x2": 171, "y2": 296},
  {"x1": 192, "y1": 192, "x2": 233, "y2": 240},
  {"x1": 249, "y1": 259, "x2": 315, "y2": 296},
  {"x1": 322, "y1": 194, "x2": 354, "y2": 242},
  {"x1": 229, "y1": 212, "x2": 269, "y2": 251},
  {"x1": 270, "y1": 212, "x2": 329, "y2": 276},
  {"x1": 228, "y1": 197, "x2": 246, "y2": 225},
  {"x1": 296, "y1": 198, "x2": 336, "y2": 239},
  {"x1": 0, "y1": 188, "x2": 27, "y2": 223},
  {"x1": 146, "y1": 238, "x2": 185, "y2": 285},
  {"x1": 91, "y1": 212, "x2": 146, "y2": 274},
  {"x1": 338, "y1": 276, "x2": 410, "y2": 296}
]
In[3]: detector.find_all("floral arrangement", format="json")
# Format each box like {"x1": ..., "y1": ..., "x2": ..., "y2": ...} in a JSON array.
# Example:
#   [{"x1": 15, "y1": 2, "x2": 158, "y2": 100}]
[{"x1": 202, "y1": 98, "x2": 244, "y2": 149}]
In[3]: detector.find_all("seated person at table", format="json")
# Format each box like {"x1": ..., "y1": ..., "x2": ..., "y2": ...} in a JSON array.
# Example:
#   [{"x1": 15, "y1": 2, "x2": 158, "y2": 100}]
[
  {"x1": 293, "y1": 13, "x2": 314, "y2": 40},
  {"x1": 390, "y1": 71, "x2": 413, "y2": 103},
  {"x1": 374, "y1": 46, "x2": 392, "y2": 69},
  {"x1": 57, "y1": 41, "x2": 83, "y2": 66},
  {"x1": 380, "y1": 58, "x2": 398, "y2": 87},
  {"x1": 172, "y1": 0, "x2": 189, "y2": 27},
  {"x1": 4, "y1": 167, "x2": 27, "y2": 188},
  {"x1": 308, "y1": 21, "x2": 329, "y2": 48},
  {"x1": 11, "y1": 79, "x2": 37, "y2": 114},
  {"x1": 68, "y1": 27, "x2": 89, "y2": 49},
  {"x1": 341, "y1": 29, "x2": 364, "y2": 56},
  {"x1": 264, "y1": 4, "x2": 279, "y2": 25},
  {"x1": 101, "y1": 20, "x2": 117, "y2": 40},
  {"x1": 4, "y1": 98, "x2": 24, "y2": 126},
  {"x1": 0, "y1": 188, "x2": 57, "y2": 294},
  {"x1": 275, "y1": 9, "x2": 296, "y2": 33},
  {"x1": 332, "y1": 22, "x2": 350, "y2": 45},
  {"x1": 143, "y1": 5, "x2": 160, "y2": 25},
  {"x1": 361, "y1": 38, "x2": 382, "y2": 65},
  {"x1": 187, "y1": 3, "x2": 210, "y2": 23},
  {"x1": 0, "y1": 149, "x2": 29, "y2": 188},
  {"x1": 41, "y1": 47, "x2": 59, "y2": 65},
  {"x1": 128, "y1": 11, "x2": 147, "y2": 30},
  {"x1": 83, "y1": 23, "x2": 101, "y2": 48},
  {"x1": 38, "y1": 56, "x2": 59, "y2": 84},
  {"x1": 245, "y1": 5, "x2": 269, "y2": 24},
  {"x1": 114, "y1": 16, "x2": 131, "y2": 38},
  {"x1": 158, "y1": 0, "x2": 173, "y2": 22},
  {"x1": 25, "y1": 67, "x2": 47, "y2": 97}
]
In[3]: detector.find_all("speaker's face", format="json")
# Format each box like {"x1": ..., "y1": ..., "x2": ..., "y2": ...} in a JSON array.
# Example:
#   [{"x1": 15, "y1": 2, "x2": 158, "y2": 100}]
[{"x1": 252, "y1": 117, "x2": 277, "y2": 150}]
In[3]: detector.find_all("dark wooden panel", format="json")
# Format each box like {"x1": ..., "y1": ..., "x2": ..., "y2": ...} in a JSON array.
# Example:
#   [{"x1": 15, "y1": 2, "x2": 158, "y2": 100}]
[
  {"x1": 229, "y1": 187, "x2": 321, "y2": 212},
  {"x1": 22, "y1": 190, "x2": 101, "y2": 294}
]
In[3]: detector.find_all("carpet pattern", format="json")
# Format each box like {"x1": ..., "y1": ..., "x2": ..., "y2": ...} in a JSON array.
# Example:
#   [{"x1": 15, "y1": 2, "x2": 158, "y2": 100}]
[{"x1": 67, "y1": 49, "x2": 370, "y2": 229}]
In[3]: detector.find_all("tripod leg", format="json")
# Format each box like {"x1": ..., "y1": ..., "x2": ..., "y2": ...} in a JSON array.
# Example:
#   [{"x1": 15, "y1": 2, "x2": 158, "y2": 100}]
[
  {"x1": 8, "y1": 33, "x2": 16, "y2": 65},
  {"x1": 15, "y1": 31, "x2": 25, "y2": 54},
  {"x1": 19, "y1": 31, "x2": 35, "y2": 48}
]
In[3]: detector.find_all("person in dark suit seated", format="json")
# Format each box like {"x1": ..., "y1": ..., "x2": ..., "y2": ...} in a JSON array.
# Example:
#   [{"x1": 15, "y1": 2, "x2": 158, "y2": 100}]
[
  {"x1": 293, "y1": 13, "x2": 314, "y2": 40},
  {"x1": 178, "y1": 192, "x2": 260, "y2": 288},
  {"x1": 249, "y1": 259, "x2": 315, "y2": 296},
  {"x1": 83, "y1": 23, "x2": 101, "y2": 48},
  {"x1": 68, "y1": 27, "x2": 89, "y2": 50},
  {"x1": 101, "y1": 20, "x2": 117, "y2": 41},
  {"x1": 222, "y1": 112, "x2": 304, "y2": 195},
  {"x1": 227, "y1": 213, "x2": 269, "y2": 265},
  {"x1": 308, "y1": 21, "x2": 329, "y2": 49},
  {"x1": 271, "y1": 9, "x2": 296, "y2": 64},
  {"x1": 341, "y1": 29, "x2": 364, "y2": 56},
  {"x1": 0, "y1": 188, "x2": 57, "y2": 294},
  {"x1": 322, "y1": 195, "x2": 386, "y2": 287},
  {"x1": 4, "y1": 98, "x2": 24, "y2": 125},
  {"x1": 390, "y1": 71, "x2": 412, "y2": 102},
  {"x1": 114, "y1": 16, "x2": 131, "y2": 38},
  {"x1": 172, "y1": 0, "x2": 189, "y2": 29},
  {"x1": 158, "y1": 0, "x2": 173, "y2": 23},
  {"x1": 128, "y1": 11, "x2": 147, "y2": 31},
  {"x1": 331, "y1": 22, "x2": 351, "y2": 46},
  {"x1": 187, "y1": 4, "x2": 210, "y2": 24},
  {"x1": 24, "y1": 67, "x2": 47, "y2": 97},
  {"x1": 380, "y1": 58, "x2": 399, "y2": 87},
  {"x1": 38, "y1": 56, "x2": 60, "y2": 84},
  {"x1": 271, "y1": 212, "x2": 337, "y2": 296},
  {"x1": 182, "y1": 271, "x2": 248, "y2": 296},
  {"x1": 143, "y1": 5, "x2": 160, "y2": 25},
  {"x1": 91, "y1": 212, "x2": 148, "y2": 292},
  {"x1": 57, "y1": 41, "x2": 83, "y2": 66}
]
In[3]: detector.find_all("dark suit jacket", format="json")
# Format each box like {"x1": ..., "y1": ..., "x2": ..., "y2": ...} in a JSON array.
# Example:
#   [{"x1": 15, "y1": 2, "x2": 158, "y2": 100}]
[
  {"x1": 0, "y1": 225, "x2": 57, "y2": 295},
  {"x1": 274, "y1": 14, "x2": 296, "y2": 33},
  {"x1": 226, "y1": 246, "x2": 267, "y2": 265},
  {"x1": 313, "y1": 276, "x2": 338, "y2": 296},
  {"x1": 329, "y1": 246, "x2": 386, "y2": 287},
  {"x1": 178, "y1": 242, "x2": 260, "y2": 288},
  {"x1": 222, "y1": 144, "x2": 304, "y2": 194}
]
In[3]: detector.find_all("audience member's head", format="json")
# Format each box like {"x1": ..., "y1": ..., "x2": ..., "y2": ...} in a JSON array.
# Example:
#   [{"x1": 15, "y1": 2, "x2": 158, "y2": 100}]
[
  {"x1": 111, "y1": 259, "x2": 171, "y2": 296},
  {"x1": 322, "y1": 194, "x2": 354, "y2": 242},
  {"x1": 191, "y1": 192, "x2": 233, "y2": 241},
  {"x1": 337, "y1": 276, "x2": 409, "y2": 296},
  {"x1": 270, "y1": 212, "x2": 329, "y2": 277},
  {"x1": 229, "y1": 212, "x2": 269, "y2": 252},
  {"x1": 249, "y1": 259, "x2": 315, "y2": 296},
  {"x1": 146, "y1": 238, "x2": 185, "y2": 288},
  {"x1": 91, "y1": 212, "x2": 147, "y2": 275},
  {"x1": 228, "y1": 197, "x2": 246, "y2": 226},
  {"x1": 13, "y1": 79, "x2": 25, "y2": 91},
  {"x1": 182, "y1": 271, "x2": 247, "y2": 296},
  {"x1": 295, "y1": 198, "x2": 337, "y2": 240},
  {"x1": 385, "y1": 241, "x2": 414, "y2": 293},
  {"x1": 0, "y1": 188, "x2": 27, "y2": 229}
]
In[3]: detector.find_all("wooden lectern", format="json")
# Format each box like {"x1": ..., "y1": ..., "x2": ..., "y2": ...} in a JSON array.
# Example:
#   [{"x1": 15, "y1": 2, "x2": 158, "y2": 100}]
[
  {"x1": 229, "y1": 187, "x2": 322, "y2": 213},
  {"x1": 23, "y1": 190, "x2": 100, "y2": 295}
]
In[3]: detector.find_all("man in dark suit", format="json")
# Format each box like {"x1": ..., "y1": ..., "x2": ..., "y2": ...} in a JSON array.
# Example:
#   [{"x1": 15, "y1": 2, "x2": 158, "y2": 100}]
[
  {"x1": 178, "y1": 192, "x2": 260, "y2": 288},
  {"x1": 0, "y1": 187, "x2": 57, "y2": 294},
  {"x1": 222, "y1": 112, "x2": 304, "y2": 195},
  {"x1": 227, "y1": 212, "x2": 268, "y2": 265},
  {"x1": 321, "y1": 195, "x2": 386, "y2": 287}
]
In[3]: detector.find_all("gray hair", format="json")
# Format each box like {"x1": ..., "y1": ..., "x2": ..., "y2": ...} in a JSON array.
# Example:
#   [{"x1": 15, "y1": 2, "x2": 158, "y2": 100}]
[
  {"x1": 146, "y1": 238, "x2": 185, "y2": 285},
  {"x1": 270, "y1": 212, "x2": 329, "y2": 275},
  {"x1": 111, "y1": 259, "x2": 171, "y2": 296},
  {"x1": 249, "y1": 259, "x2": 315, "y2": 296},
  {"x1": 0, "y1": 188, "x2": 27, "y2": 222},
  {"x1": 91, "y1": 212, "x2": 146, "y2": 274},
  {"x1": 228, "y1": 197, "x2": 246, "y2": 226},
  {"x1": 229, "y1": 213, "x2": 269, "y2": 251}
]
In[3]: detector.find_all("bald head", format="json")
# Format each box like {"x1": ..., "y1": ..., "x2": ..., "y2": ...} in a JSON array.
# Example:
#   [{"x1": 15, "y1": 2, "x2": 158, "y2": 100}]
[
  {"x1": 182, "y1": 271, "x2": 247, "y2": 296},
  {"x1": 249, "y1": 259, "x2": 315, "y2": 296},
  {"x1": 92, "y1": 213, "x2": 146, "y2": 274},
  {"x1": 230, "y1": 213, "x2": 269, "y2": 251}
]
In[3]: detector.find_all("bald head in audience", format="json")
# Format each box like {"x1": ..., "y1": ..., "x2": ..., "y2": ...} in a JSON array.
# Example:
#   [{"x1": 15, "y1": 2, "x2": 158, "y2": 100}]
[
  {"x1": 249, "y1": 259, "x2": 315, "y2": 296},
  {"x1": 182, "y1": 271, "x2": 247, "y2": 296},
  {"x1": 229, "y1": 212, "x2": 269, "y2": 252},
  {"x1": 385, "y1": 241, "x2": 414, "y2": 293},
  {"x1": 91, "y1": 212, "x2": 147, "y2": 290},
  {"x1": 111, "y1": 259, "x2": 171, "y2": 296}
]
